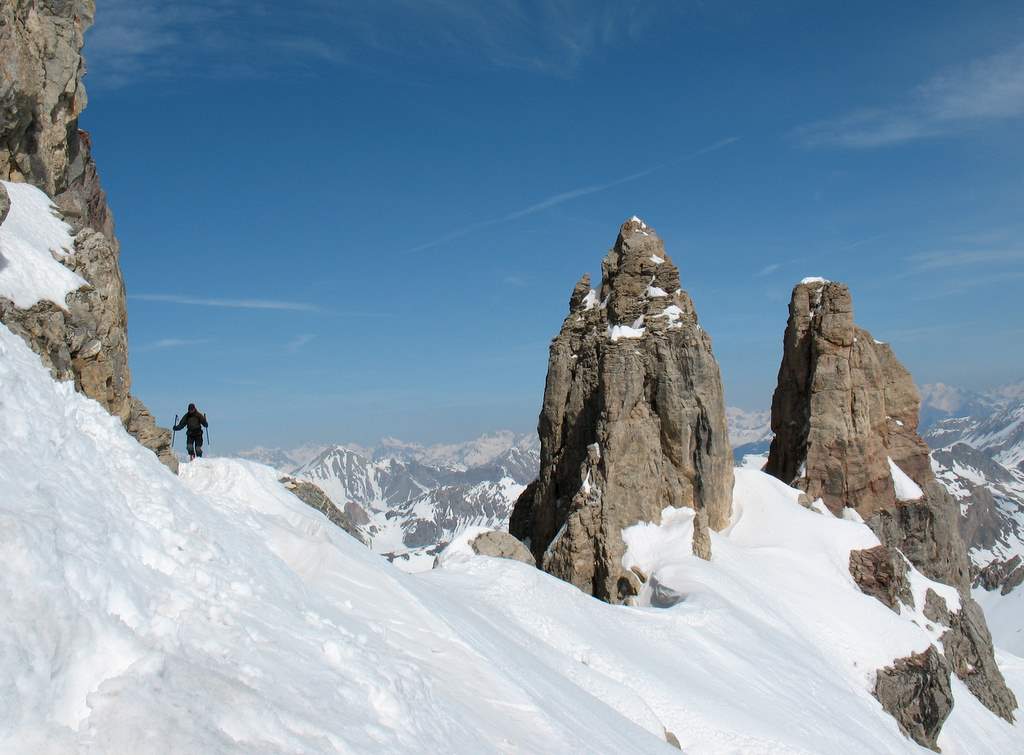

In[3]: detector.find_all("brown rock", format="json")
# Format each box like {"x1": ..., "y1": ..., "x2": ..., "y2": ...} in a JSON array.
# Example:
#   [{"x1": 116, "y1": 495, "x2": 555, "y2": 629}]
[
  {"x1": 280, "y1": 476, "x2": 367, "y2": 545},
  {"x1": 511, "y1": 217, "x2": 733, "y2": 602},
  {"x1": 849, "y1": 545, "x2": 913, "y2": 611},
  {"x1": 691, "y1": 508, "x2": 712, "y2": 561},
  {"x1": 765, "y1": 279, "x2": 1017, "y2": 724}
]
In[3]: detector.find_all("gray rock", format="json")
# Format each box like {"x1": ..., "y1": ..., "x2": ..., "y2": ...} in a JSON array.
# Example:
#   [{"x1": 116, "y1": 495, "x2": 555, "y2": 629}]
[
  {"x1": 470, "y1": 531, "x2": 536, "y2": 566},
  {"x1": 510, "y1": 217, "x2": 733, "y2": 603},
  {"x1": 873, "y1": 646, "x2": 953, "y2": 752},
  {"x1": 923, "y1": 589, "x2": 950, "y2": 625},
  {"x1": 0, "y1": 0, "x2": 173, "y2": 469},
  {"x1": 849, "y1": 545, "x2": 913, "y2": 612},
  {"x1": 941, "y1": 600, "x2": 1017, "y2": 722},
  {"x1": 691, "y1": 508, "x2": 712, "y2": 561},
  {"x1": 279, "y1": 476, "x2": 367, "y2": 545},
  {"x1": 975, "y1": 555, "x2": 1024, "y2": 595},
  {"x1": 765, "y1": 279, "x2": 1017, "y2": 724}
]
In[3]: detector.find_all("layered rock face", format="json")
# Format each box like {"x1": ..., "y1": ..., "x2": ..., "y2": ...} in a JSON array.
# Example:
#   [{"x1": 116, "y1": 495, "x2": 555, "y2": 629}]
[
  {"x1": 0, "y1": 1, "x2": 174, "y2": 469},
  {"x1": 510, "y1": 217, "x2": 733, "y2": 602},
  {"x1": 765, "y1": 279, "x2": 1017, "y2": 731}
]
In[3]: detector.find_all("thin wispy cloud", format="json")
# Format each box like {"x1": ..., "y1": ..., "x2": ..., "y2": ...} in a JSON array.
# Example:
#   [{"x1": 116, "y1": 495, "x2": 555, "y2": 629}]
[
  {"x1": 403, "y1": 136, "x2": 740, "y2": 254},
  {"x1": 797, "y1": 43, "x2": 1024, "y2": 148},
  {"x1": 86, "y1": 0, "x2": 680, "y2": 87},
  {"x1": 138, "y1": 337, "x2": 212, "y2": 352},
  {"x1": 755, "y1": 263, "x2": 781, "y2": 277},
  {"x1": 912, "y1": 271, "x2": 1024, "y2": 300},
  {"x1": 131, "y1": 294, "x2": 323, "y2": 312},
  {"x1": 286, "y1": 334, "x2": 316, "y2": 352},
  {"x1": 909, "y1": 249, "x2": 1024, "y2": 272}
]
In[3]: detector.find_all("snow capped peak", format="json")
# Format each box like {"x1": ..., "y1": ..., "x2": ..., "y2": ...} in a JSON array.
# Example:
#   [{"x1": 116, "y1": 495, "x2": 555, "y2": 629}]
[
  {"x1": 621, "y1": 215, "x2": 651, "y2": 235},
  {"x1": 800, "y1": 276, "x2": 830, "y2": 285}
]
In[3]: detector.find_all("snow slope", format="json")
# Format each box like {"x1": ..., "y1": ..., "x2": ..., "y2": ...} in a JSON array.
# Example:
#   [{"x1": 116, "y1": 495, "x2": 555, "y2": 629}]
[
  {"x1": 3, "y1": 321, "x2": 1023, "y2": 753},
  {"x1": 0, "y1": 323, "x2": 657, "y2": 753},
  {"x1": 0, "y1": 180, "x2": 84, "y2": 308}
]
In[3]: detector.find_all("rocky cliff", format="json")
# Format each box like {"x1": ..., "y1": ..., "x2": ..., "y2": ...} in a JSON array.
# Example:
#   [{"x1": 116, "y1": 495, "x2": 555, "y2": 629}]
[
  {"x1": 765, "y1": 278, "x2": 1016, "y2": 737},
  {"x1": 0, "y1": 1, "x2": 174, "y2": 469},
  {"x1": 510, "y1": 217, "x2": 734, "y2": 602}
]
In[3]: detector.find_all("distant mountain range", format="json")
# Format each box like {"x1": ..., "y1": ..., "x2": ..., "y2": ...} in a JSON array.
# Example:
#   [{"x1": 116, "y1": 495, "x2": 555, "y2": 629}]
[
  {"x1": 240, "y1": 433, "x2": 539, "y2": 570},
  {"x1": 920, "y1": 381, "x2": 1024, "y2": 600},
  {"x1": 239, "y1": 386, "x2": 1024, "y2": 595}
]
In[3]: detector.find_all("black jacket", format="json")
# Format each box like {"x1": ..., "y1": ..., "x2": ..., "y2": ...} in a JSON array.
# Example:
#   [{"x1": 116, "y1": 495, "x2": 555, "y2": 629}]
[{"x1": 174, "y1": 410, "x2": 208, "y2": 435}]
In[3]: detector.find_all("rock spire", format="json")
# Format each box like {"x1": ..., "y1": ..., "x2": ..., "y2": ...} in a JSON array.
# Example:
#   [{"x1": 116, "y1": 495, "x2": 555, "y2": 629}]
[
  {"x1": 510, "y1": 217, "x2": 733, "y2": 602},
  {"x1": 765, "y1": 278, "x2": 1017, "y2": 732}
]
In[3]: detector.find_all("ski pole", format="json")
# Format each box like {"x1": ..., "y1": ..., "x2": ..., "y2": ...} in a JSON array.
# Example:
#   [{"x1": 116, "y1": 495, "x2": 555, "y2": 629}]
[
  {"x1": 172, "y1": 414, "x2": 178, "y2": 449},
  {"x1": 206, "y1": 427, "x2": 211, "y2": 448}
]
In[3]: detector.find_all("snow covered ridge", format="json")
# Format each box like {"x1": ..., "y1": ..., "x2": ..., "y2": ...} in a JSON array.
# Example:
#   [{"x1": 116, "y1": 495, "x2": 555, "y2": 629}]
[
  {"x1": 5, "y1": 321, "x2": 1023, "y2": 753},
  {"x1": 0, "y1": 180, "x2": 85, "y2": 308}
]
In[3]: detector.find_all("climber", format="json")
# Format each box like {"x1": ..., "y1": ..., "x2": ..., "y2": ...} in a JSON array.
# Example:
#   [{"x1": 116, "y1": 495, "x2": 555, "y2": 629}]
[{"x1": 174, "y1": 403, "x2": 209, "y2": 461}]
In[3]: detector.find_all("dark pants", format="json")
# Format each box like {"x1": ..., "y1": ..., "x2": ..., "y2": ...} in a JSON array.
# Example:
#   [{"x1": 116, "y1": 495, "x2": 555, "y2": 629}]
[{"x1": 187, "y1": 430, "x2": 204, "y2": 458}]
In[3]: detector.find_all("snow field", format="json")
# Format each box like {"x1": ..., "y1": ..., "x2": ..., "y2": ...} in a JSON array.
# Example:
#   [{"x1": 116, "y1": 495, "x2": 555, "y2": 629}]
[
  {"x1": 0, "y1": 324, "x2": 658, "y2": 753},
  {"x1": 3, "y1": 320, "x2": 1023, "y2": 753}
]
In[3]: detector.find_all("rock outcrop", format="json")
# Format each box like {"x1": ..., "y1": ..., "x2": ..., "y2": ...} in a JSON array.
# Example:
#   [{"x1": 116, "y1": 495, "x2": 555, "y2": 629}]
[
  {"x1": 0, "y1": 1, "x2": 174, "y2": 469},
  {"x1": 470, "y1": 531, "x2": 536, "y2": 566},
  {"x1": 975, "y1": 555, "x2": 1024, "y2": 595},
  {"x1": 510, "y1": 217, "x2": 733, "y2": 602},
  {"x1": 280, "y1": 477, "x2": 368, "y2": 545},
  {"x1": 873, "y1": 647, "x2": 953, "y2": 752},
  {"x1": 765, "y1": 279, "x2": 1017, "y2": 727},
  {"x1": 848, "y1": 545, "x2": 913, "y2": 612}
]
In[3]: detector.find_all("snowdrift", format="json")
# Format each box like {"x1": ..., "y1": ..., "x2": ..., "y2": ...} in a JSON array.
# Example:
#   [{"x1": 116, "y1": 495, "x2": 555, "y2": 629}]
[{"x1": 2, "y1": 322, "x2": 1023, "y2": 753}]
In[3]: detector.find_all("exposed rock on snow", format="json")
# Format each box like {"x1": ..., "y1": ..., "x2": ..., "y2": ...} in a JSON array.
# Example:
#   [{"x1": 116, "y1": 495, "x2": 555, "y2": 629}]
[
  {"x1": 941, "y1": 597, "x2": 1018, "y2": 721},
  {"x1": 0, "y1": 0, "x2": 174, "y2": 470},
  {"x1": 469, "y1": 530, "x2": 536, "y2": 566},
  {"x1": 279, "y1": 476, "x2": 368, "y2": 545},
  {"x1": 511, "y1": 216, "x2": 733, "y2": 602},
  {"x1": 765, "y1": 278, "x2": 1018, "y2": 726},
  {"x1": 874, "y1": 647, "x2": 953, "y2": 752},
  {"x1": 849, "y1": 545, "x2": 914, "y2": 612}
]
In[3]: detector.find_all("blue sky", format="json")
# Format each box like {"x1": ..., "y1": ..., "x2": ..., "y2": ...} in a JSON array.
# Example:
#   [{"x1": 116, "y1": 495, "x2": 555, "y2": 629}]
[{"x1": 80, "y1": 1, "x2": 1024, "y2": 452}]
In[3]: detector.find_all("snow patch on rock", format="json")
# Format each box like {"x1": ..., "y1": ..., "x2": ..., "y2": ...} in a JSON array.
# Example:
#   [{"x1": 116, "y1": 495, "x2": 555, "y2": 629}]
[{"x1": 0, "y1": 181, "x2": 84, "y2": 308}]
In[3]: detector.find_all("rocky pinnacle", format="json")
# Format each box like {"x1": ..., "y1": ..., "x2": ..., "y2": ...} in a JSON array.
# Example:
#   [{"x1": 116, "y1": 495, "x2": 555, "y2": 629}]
[
  {"x1": 766, "y1": 278, "x2": 1017, "y2": 724},
  {"x1": 510, "y1": 217, "x2": 733, "y2": 603}
]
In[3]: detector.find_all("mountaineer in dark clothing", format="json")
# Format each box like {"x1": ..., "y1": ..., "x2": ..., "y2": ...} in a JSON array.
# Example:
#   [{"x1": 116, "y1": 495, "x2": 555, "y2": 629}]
[{"x1": 174, "y1": 403, "x2": 209, "y2": 461}]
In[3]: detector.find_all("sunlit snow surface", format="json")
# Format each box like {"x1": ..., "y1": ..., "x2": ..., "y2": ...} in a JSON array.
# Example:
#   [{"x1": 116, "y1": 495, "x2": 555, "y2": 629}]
[
  {"x1": 2, "y1": 322, "x2": 1023, "y2": 753},
  {"x1": 0, "y1": 181, "x2": 84, "y2": 308}
]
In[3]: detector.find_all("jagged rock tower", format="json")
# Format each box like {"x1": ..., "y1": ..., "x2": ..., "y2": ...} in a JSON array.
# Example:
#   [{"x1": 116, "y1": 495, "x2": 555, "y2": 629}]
[
  {"x1": 0, "y1": 1, "x2": 175, "y2": 470},
  {"x1": 765, "y1": 279, "x2": 1016, "y2": 741},
  {"x1": 511, "y1": 217, "x2": 733, "y2": 603}
]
